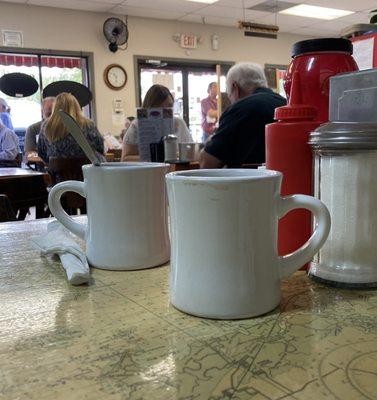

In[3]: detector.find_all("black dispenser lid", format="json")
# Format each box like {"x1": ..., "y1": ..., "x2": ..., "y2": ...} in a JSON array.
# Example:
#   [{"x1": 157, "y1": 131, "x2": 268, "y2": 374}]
[{"x1": 292, "y1": 38, "x2": 353, "y2": 58}]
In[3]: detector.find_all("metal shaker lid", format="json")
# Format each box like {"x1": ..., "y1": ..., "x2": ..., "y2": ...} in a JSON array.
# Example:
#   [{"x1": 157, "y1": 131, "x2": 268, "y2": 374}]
[
  {"x1": 309, "y1": 121, "x2": 377, "y2": 149},
  {"x1": 163, "y1": 134, "x2": 177, "y2": 141}
]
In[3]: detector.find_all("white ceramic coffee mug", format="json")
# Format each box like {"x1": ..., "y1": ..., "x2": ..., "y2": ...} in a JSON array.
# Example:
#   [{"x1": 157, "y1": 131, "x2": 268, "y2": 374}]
[
  {"x1": 166, "y1": 169, "x2": 331, "y2": 319},
  {"x1": 48, "y1": 162, "x2": 170, "y2": 270}
]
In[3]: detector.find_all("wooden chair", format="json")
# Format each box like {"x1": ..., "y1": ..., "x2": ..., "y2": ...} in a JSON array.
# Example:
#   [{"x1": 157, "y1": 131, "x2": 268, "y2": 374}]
[
  {"x1": 110, "y1": 149, "x2": 122, "y2": 161},
  {"x1": 0, "y1": 153, "x2": 22, "y2": 168},
  {"x1": 0, "y1": 194, "x2": 17, "y2": 222},
  {"x1": 48, "y1": 157, "x2": 89, "y2": 215},
  {"x1": 1, "y1": 174, "x2": 49, "y2": 220}
]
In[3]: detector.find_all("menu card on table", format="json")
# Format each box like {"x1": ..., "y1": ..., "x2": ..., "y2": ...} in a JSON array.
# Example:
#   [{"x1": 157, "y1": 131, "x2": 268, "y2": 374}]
[{"x1": 137, "y1": 108, "x2": 174, "y2": 161}]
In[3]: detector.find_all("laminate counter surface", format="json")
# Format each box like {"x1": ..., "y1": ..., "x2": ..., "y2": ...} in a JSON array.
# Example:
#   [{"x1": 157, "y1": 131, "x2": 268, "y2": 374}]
[{"x1": 0, "y1": 219, "x2": 376, "y2": 399}]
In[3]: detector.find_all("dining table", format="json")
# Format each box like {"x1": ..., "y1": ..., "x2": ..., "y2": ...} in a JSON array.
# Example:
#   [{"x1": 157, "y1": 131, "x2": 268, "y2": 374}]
[
  {"x1": 0, "y1": 167, "x2": 49, "y2": 220},
  {"x1": 0, "y1": 217, "x2": 376, "y2": 400}
]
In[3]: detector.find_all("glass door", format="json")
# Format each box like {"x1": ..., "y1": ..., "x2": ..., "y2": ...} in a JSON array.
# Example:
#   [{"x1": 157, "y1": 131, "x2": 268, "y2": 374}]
[
  {"x1": 137, "y1": 58, "x2": 232, "y2": 142},
  {"x1": 139, "y1": 67, "x2": 183, "y2": 120},
  {"x1": 187, "y1": 70, "x2": 226, "y2": 142}
]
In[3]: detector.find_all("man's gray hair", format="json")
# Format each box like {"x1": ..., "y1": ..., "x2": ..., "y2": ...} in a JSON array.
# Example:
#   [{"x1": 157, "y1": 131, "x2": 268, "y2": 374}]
[
  {"x1": 226, "y1": 62, "x2": 267, "y2": 94},
  {"x1": 42, "y1": 96, "x2": 55, "y2": 104}
]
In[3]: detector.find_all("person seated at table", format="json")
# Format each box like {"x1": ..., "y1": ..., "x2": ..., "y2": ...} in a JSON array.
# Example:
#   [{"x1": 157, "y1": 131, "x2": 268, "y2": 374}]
[
  {"x1": 0, "y1": 120, "x2": 20, "y2": 161},
  {"x1": 121, "y1": 85, "x2": 192, "y2": 161},
  {"x1": 0, "y1": 98, "x2": 14, "y2": 131},
  {"x1": 119, "y1": 116, "x2": 135, "y2": 144},
  {"x1": 37, "y1": 93, "x2": 104, "y2": 163},
  {"x1": 25, "y1": 97, "x2": 55, "y2": 157},
  {"x1": 200, "y1": 62, "x2": 286, "y2": 168}
]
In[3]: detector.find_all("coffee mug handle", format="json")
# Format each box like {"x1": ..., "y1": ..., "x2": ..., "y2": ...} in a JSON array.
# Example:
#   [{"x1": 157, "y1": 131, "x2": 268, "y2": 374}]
[
  {"x1": 278, "y1": 194, "x2": 331, "y2": 279},
  {"x1": 48, "y1": 180, "x2": 87, "y2": 240}
]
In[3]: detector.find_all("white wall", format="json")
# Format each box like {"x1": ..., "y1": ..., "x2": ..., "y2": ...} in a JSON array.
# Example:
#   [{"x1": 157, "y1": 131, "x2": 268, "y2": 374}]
[{"x1": 0, "y1": 1, "x2": 311, "y2": 135}]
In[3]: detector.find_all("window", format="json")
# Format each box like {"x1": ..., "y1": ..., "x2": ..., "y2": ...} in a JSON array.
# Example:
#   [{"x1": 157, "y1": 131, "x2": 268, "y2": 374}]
[{"x1": 0, "y1": 51, "x2": 91, "y2": 129}]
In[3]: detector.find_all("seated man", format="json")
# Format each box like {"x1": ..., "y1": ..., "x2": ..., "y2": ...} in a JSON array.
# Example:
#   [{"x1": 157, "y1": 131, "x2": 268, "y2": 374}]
[
  {"x1": 0, "y1": 98, "x2": 14, "y2": 131},
  {"x1": 24, "y1": 96, "x2": 55, "y2": 156},
  {"x1": 0, "y1": 121, "x2": 20, "y2": 160},
  {"x1": 200, "y1": 62, "x2": 286, "y2": 168}
]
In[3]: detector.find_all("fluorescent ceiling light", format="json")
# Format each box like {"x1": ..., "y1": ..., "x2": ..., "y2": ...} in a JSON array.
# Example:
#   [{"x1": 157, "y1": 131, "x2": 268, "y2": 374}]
[
  {"x1": 279, "y1": 4, "x2": 354, "y2": 20},
  {"x1": 184, "y1": 0, "x2": 219, "y2": 3}
]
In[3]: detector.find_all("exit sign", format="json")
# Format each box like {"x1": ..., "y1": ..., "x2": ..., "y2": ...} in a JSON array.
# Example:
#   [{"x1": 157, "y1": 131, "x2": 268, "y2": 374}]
[{"x1": 180, "y1": 34, "x2": 198, "y2": 49}]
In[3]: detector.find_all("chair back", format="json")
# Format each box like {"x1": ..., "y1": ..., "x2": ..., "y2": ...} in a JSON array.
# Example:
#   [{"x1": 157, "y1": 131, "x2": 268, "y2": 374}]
[
  {"x1": 0, "y1": 153, "x2": 22, "y2": 168},
  {"x1": 0, "y1": 194, "x2": 17, "y2": 222},
  {"x1": 48, "y1": 157, "x2": 89, "y2": 214}
]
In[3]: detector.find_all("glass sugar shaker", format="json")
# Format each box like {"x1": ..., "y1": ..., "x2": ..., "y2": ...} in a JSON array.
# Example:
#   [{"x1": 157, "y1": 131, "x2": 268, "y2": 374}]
[
  {"x1": 308, "y1": 121, "x2": 377, "y2": 288},
  {"x1": 163, "y1": 134, "x2": 178, "y2": 162}
]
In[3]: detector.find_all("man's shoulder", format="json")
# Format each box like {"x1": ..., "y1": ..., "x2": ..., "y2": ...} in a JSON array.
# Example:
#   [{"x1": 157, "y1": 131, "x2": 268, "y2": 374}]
[
  {"x1": 27, "y1": 120, "x2": 42, "y2": 132},
  {"x1": 244, "y1": 88, "x2": 285, "y2": 105}
]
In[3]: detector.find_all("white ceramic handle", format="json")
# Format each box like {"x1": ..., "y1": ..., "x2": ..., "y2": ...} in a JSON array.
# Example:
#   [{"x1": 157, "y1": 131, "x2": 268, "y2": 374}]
[
  {"x1": 48, "y1": 180, "x2": 87, "y2": 239},
  {"x1": 278, "y1": 194, "x2": 331, "y2": 279}
]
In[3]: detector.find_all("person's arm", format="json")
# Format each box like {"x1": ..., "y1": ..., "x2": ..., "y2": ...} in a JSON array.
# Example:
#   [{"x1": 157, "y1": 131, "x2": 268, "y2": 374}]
[
  {"x1": 0, "y1": 113, "x2": 14, "y2": 131},
  {"x1": 121, "y1": 121, "x2": 140, "y2": 161},
  {"x1": 24, "y1": 123, "x2": 39, "y2": 154},
  {"x1": 199, "y1": 149, "x2": 225, "y2": 169},
  {"x1": 0, "y1": 130, "x2": 18, "y2": 160},
  {"x1": 201, "y1": 99, "x2": 214, "y2": 135},
  {"x1": 121, "y1": 143, "x2": 140, "y2": 161},
  {"x1": 175, "y1": 118, "x2": 193, "y2": 142}
]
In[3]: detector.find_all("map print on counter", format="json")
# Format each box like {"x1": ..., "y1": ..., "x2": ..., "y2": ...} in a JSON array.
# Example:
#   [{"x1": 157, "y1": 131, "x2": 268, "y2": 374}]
[{"x1": 0, "y1": 218, "x2": 376, "y2": 399}]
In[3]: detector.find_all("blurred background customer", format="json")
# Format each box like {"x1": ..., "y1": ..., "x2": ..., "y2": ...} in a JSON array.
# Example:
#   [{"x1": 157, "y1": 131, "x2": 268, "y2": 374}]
[
  {"x1": 0, "y1": 98, "x2": 14, "y2": 131},
  {"x1": 38, "y1": 92, "x2": 104, "y2": 163},
  {"x1": 25, "y1": 97, "x2": 55, "y2": 156},
  {"x1": 121, "y1": 85, "x2": 192, "y2": 161}
]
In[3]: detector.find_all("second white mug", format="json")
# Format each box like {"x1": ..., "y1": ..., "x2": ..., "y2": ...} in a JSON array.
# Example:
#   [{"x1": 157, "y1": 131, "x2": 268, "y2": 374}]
[{"x1": 166, "y1": 169, "x2": 331, "y2": 319}]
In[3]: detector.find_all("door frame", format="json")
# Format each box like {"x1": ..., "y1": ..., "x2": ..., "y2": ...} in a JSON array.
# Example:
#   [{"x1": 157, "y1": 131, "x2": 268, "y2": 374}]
[{"x1": 134, "y1": 55, "x2": 234, "y2": 126}]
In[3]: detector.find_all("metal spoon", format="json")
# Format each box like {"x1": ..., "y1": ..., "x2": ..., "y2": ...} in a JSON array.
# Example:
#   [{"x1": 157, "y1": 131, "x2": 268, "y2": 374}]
[{"x1": 58, "y1": 110, "x2": 101, "y2": 166}]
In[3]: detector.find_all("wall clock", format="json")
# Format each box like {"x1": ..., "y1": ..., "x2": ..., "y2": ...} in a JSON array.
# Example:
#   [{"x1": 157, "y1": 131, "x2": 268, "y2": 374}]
[{"x1": 104, "y1": 64, "x2": 127, "y2": 90}]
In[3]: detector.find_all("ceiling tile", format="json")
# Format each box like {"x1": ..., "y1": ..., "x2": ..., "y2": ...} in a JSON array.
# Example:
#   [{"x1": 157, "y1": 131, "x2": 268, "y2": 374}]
[
  {"x1": 257, "y1": 12, "x2": 314, "y2": 26},
  {"x1": 287, "y1": 26, "x2": 327, "y2": 37},
  {"x1": 301, "y1": 0, "x2": 377, "y2": 12},
  {"x1": 28, "y1": 0, "x2": 114, "y2": 12},
  {"x1": 215, "y1": 0, "x2": 266, "y2": 8},
  {"x1": 119, "y1": 0, "x2": 207, "y2": 13},
  {"x1": 112, "y1": 5, "x2": 185, "y2": 20},
  {"x1": 192, "y1": 5, "x2": 245, "y2": 18},
  {"x1": 178, "y1": 13, "x2": 206, "y2": 23},
  {"x1": 203, "y1": 16, "x2": 239, "y2": 27},
  {"x1": 304, "y1": 18, "x2": 356, "y2": 31},
  {"x1": 334, "y1": 11, "x2": 372, "y2": 24}
]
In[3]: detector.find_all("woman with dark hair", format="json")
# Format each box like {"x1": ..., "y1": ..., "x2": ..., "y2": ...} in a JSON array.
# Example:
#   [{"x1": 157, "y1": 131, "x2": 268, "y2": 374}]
[{"x1": 121, "y1": 84, "x2": 192, "y2": 161}]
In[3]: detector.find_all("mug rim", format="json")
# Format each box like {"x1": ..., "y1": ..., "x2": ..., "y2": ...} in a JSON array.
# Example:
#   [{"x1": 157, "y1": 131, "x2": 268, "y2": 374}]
[
  {"x1": 83, "y1": 162, "x2": 169, "y2": 170},
  {"x1": 166, "y1": 168, "x2": 282, "y2": 182}
]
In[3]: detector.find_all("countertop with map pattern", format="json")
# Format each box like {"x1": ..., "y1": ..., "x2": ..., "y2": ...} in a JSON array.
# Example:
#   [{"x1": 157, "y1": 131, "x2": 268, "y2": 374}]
[{"x1": 0, "y1": 218, "x2": 376, "y2": 400}]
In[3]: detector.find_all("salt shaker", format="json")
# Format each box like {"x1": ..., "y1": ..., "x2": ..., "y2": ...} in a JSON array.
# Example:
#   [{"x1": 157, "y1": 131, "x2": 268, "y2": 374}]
[
  {"x1": 163, "y1": 135, "x2": 178, "y2": 162},
  {"x1": 309, "y1": 121, "x2": 377, "y2": 288}
]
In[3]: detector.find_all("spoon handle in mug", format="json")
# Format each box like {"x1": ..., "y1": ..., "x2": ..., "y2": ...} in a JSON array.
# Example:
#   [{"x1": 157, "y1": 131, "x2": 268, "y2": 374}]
[{"x1": 278, "y1": 194, "x2": 331, "y2": 279}]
